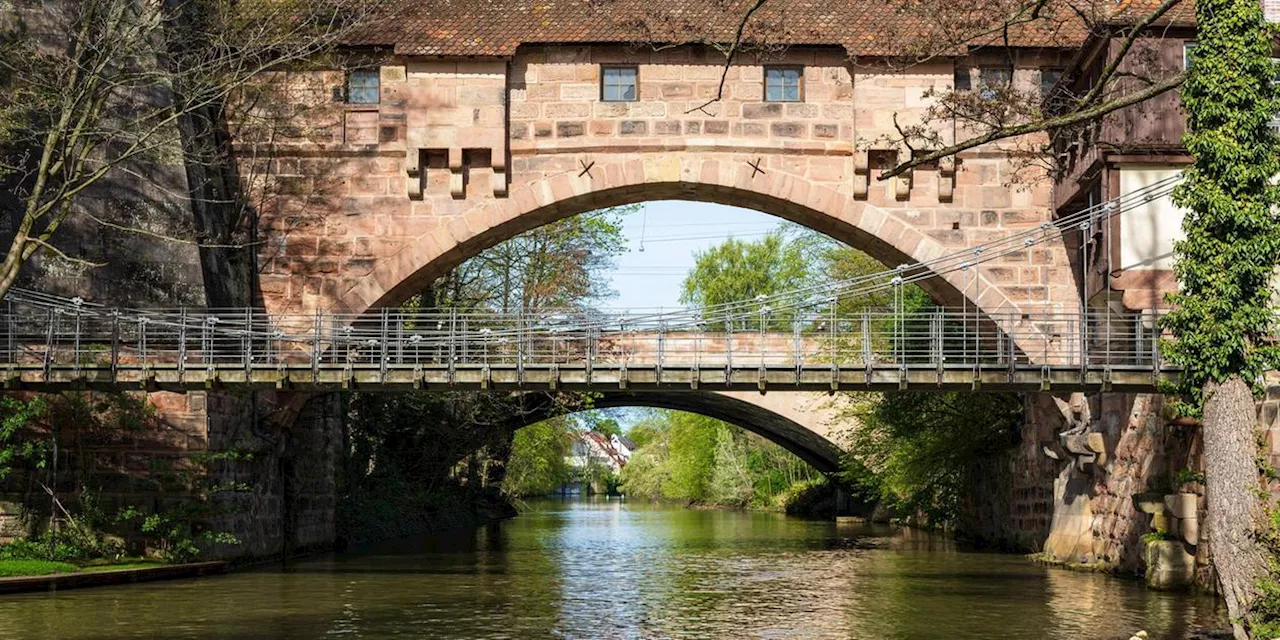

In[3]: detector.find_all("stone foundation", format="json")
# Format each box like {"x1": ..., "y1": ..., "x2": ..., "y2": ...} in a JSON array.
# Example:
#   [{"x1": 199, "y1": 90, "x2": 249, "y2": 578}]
[{"x1": 0, "y1": 390, "x2": 342, "y2": 563}]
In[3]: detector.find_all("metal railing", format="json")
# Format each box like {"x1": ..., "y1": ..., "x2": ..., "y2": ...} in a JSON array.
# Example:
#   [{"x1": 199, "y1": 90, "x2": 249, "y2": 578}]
[{"x1": 0, "y1": 299, "x2": 1173, "y2": 392}]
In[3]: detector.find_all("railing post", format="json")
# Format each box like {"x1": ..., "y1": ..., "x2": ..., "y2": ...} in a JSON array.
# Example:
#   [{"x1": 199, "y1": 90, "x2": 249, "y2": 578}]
[
  {"x1": 379, "y1": 307, "x2": 389, "y2": 383},
  {"x1": 448, "y1": 308, "x2": 458, "y2": 383},
  {"x1": 793, "y1": 316, "x2": 802, "y2": 381},
  {"x1": 933, "y1": 309, "x2": 943, "y2": 377},
  {"x1": 178, "y1": 307, "x2": 187, "y2": 381},
  {"x1": 72, "y1": 302, "x2": 82, "y2": 376},
  {"x1": 139, "y1": 316, "x2": 148, "y2": 369},
  {"x1": 3, "y1": 300, "x2": 12, "y2": 367},
  {"x1": 312, "y1": 309, "x2": 321, "y2": 383},
  {"x1": 516, "y1": 312, "x2": 524, "y2": 384},
  {"x1": 657, "y1": 320, "x2": 665, "y2": 383},
  {"x1": 725, "y1": 316, "x2": 733, "y2": 384},
  {"x1": 860, "y1": 308, "x2": 870, "y2": 374},
  {"x1": 244, "y1": 308, "x2": 253, "y2": 374},
  {"x1": 586, "y1": 326, "x2": 595, "y2": 384},
  {"x1": 42, "y1": 308, "x2": 54, "y2": 380},
  {"x1": 1151, "y1": 304, "x2": 1161, "y2": 377},
  {"x1": 111, "y1": 310, "x2": 121, "y2": 383},
  {"x1": 758, "y1": 305, "x2": 767, "y2": 374}
]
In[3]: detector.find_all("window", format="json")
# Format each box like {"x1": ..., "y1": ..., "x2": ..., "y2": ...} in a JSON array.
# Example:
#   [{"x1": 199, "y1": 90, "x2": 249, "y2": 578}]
[
  {"x1": 765, "y1": 66, "x2": 803, "y2": 102},
  {"x1": 978, "y1": 66, "x2": 1012, "y2": 100},
  {"x1": 601, "y1": 66, "x2": 638, "y2": 102},
  {"x1": 347, "y1": 69, "x2": 380, "y2": 104},
  {"x1": 1040, "y1": 68, "x2": 1063, "y2": 98},
  {"x1": 1183, "y1": 42, "x2": 1197, "y2": 70},
  {"x1": 954, "y1": 64, "x2": 972, "y2": 92}
]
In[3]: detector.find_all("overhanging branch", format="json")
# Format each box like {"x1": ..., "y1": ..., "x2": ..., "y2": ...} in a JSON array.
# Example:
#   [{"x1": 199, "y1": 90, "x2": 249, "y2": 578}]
[{"x1": 878, "y1": 70, "x2": 1187, "y2": 180}]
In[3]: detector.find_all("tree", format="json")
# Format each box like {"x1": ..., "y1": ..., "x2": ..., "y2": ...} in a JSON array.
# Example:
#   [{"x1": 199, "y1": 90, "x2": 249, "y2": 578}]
[
  {"x1": 0, "y1": 0, "x2": 377, "y2": 301},
  {"x1": 422, "y1": 207, "x2": 633, "y2": 313},
  {"x1": 840, "y1": 391, "x2": 1022, "y2": 524},
  {"x1": 1159, "y1": 0, "x2": 1280, "y2": 636}
]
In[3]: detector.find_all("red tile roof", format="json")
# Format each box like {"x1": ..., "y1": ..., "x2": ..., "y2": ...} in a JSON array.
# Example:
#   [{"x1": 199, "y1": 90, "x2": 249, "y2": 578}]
[{"x1": 350, "y1": 0, "x2": 1177, "y2": 58}]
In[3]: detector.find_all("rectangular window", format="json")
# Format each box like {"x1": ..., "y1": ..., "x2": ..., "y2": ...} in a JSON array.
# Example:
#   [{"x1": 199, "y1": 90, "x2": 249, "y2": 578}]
[
  {"x1": 1040, "y1": 68, "x2": 1063, "y2": 98},
  {"x1": 601, "y1": 66, "x2": 638, "y2": 102},
  {"x1": 765, "y1": 66, "x2": 803, "y2": 102},
  {"x1": 954, "y1": 64, "x2": 972, "y2": 92},
  {"x1": 347, "y1": 69, "x2": 380, "y2": 104},
  {"x1": 1183, "y1": 42, "x2": 1197, "y2": 70},
  {"x1": 979, "y1": 66, "x2": 1012, "y2": 100}
]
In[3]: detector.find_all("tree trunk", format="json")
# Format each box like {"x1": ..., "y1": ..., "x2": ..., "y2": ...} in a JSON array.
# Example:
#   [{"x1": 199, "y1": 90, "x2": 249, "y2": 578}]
[{"x1": 1203, "y1": 375, "x2": 1270, "y2": 639}]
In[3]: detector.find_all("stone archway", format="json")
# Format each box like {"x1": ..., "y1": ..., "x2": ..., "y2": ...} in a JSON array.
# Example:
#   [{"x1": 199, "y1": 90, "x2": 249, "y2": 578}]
[
  {"x1": 326, "y1": 157, "x2": 1073, "y2": 327},
  {"x1": 523, "y1": 390, "x2": 849, "y2": 473}
]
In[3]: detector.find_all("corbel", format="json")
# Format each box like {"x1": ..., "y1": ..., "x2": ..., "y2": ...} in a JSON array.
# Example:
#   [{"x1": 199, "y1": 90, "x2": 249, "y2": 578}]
[
  {"x1": 938, "y1": 155, "x2": 956, "y2": 203},
  {"x1": 449, "y1": 147, "x2": 465, "y2": 199},
  {"x1": 406, "y1": 148, "x2": 423, "y2": 199},
  {"x1": 852, "y1": 151, "x2": 870, "y2": 199},
  {"x1": 894, "y1": 147, "x2": 912, "y2": 201}
]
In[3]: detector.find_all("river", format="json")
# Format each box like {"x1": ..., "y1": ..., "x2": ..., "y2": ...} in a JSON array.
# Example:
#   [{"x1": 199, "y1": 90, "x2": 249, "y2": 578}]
[{"x1": 0, "y1": 499, "x2": 1227, "y2": 639}]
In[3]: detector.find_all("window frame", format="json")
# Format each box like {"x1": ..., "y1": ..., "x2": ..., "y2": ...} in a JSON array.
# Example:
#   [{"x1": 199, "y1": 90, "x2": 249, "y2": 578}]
[
  {"x1": 1039, "y1": 68, "x2": 1064, "y2": 98},
  {"x1": 764, "y1": 65, "x2": 804, "y2": 103},
  {"x1": 978, "y1": 66, "x2": 1012, "y2": 101},
  {"x1": 600, "y1": 65, "x2": 639, "y2": 102},
  {"x1": 1183, "y1": 42, "x2": 1197, "y2": 70},
  {"x1": 346, "y1": 68, "x2": 381, "y2": 105}
]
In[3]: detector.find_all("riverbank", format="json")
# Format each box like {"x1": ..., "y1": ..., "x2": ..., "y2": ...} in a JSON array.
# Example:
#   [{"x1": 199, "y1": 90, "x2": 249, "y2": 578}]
[{"x1": 0, "y1": 560, "x2": 226, "y2": 594}]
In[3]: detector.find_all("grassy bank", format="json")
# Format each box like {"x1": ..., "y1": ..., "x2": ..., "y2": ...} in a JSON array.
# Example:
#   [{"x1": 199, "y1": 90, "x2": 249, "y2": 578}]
[{"x1": 0, "y1": 558, "x2": 162, "y2": 577}]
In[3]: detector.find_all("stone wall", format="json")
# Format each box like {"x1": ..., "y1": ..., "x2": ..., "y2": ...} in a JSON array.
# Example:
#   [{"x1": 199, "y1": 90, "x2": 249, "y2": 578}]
[
  {"x1": 962, "y1": 390, "x2": 1214, "y2": 585},
  {"x1": 242, "y1": 44, "x2": 1081, "y2": 329},
  {"x1": 0, "y1": 390, "x2": 342, "y2": 563}
]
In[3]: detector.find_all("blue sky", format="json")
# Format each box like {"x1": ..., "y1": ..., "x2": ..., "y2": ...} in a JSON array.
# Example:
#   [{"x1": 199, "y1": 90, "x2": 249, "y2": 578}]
[{"x1": 605, "y1": 201, "x2": 785, "y2": 310}]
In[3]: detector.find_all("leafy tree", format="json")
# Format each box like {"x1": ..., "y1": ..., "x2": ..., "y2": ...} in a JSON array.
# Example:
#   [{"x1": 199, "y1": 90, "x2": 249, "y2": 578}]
[
  {"x1": 1160, "y1": 0, "x2": 1280, "y2": 635},
  {"x1": 617, "y1": 410, "x2": 823, "y2": 509},
  {"x1": 840, "y1": 392, "x2": 1022, "y2": 524},
  {"x1": 502, "y1": 416, "x2": 574, "y2": 497},
  {"x1": 680, "y1": 231, "x2": 810, "y2": 328},
  {"x1": 423, "y1": 207, "x2": 634, "y2": 312}
]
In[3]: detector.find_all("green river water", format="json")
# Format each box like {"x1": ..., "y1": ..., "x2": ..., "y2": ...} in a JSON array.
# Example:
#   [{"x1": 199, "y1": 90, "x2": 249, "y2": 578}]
[{"x1": 0, "y1": 499, "x2": 1228, "y2": 639}]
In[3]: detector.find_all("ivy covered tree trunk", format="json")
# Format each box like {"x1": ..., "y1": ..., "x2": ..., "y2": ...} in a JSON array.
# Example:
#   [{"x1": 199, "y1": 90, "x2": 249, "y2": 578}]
[
  {"x1": 1162, "y1": 0, "x2": 1280, "y2": 637},
  {"x1": 1203, "y1": 377, "x2": 1271, "y2": 638}
]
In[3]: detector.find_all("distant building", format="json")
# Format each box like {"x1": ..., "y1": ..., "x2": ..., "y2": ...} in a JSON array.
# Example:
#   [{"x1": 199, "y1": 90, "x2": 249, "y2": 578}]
[{"x1": 568, "y1": 431, "x2": 629, "y2": 475}]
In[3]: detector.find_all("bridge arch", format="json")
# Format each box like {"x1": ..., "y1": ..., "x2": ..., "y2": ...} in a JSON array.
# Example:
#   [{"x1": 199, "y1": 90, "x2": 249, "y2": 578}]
[
  {"x1": 330, "y1": 156, "x2": 1066, "y2": 325},
  {"x1": 520, "y1": 390, "x2": 847, "y2": 474}
]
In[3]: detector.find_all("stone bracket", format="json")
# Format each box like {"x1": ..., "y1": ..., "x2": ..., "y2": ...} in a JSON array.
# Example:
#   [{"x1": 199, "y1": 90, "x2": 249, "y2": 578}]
[
  {"x1": 894, "y1": 148, "x2": 912, "y2": 201},
  {"x1": 938, "y1": 155, "x2": 956, "y2": 203},
  {"x1": 449, "y1": 148, "x2": 464, "y2": 199},
  {"x1": 406, "y1": 148, "x2": 423, "y2": 199},
  {"x1": 406, "y1": 146, "x2": 508, "y2": 199},
  {"x1": 852, "y1": 152, "x2": 870, "y2": 199}
]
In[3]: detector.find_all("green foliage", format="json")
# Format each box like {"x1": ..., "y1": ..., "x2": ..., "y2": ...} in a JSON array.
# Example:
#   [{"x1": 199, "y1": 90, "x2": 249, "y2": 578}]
[
  {"x1": 680, "y1": 231, "x2": 810, "y2": 323},
  {"x1": 0, "y1": 396, "x2": 50, "y2": 481},
  {"x1": 0, "y1": 559, "x2": 78, "y2": 577},
  {"x1": 1141, "y1": 529, "x2": 1172, "y2": 545},
  {"x1": 115, "y1": 505, "x2": 238, "y2": 564},
  {"x1": 502, "y1": 417, "x2": 574, "y2": 497},
  {"x1": 1162, "y1": 0, "x2": 1280, "y2": 411},
  {"x1": 1161, "y1": 2, "x2": 1280, "y2": 634},
  {"x1": 1174, "y1": 468, "x2": 1206, "y2": 487},
  {"x1": 420, "y1": 205, "x2": 634, "y2": 312},
  {"x1": 618, "y1": 410, "x2": 823, "y2": 509},
  {"x1": 840, "y1": 392, "x2": 1022, "y2": 524}
]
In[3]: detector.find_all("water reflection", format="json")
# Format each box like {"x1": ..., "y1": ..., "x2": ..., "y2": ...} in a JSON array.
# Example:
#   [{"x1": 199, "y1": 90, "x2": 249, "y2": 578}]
[{"x1": 0, "y1": 498, "x2": 1225, "y2": 639}]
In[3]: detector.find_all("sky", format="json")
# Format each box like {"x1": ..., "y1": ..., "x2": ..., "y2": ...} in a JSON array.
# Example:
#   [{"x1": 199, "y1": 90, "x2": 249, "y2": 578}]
[{"x1": 605, "y1": 200, "x2": 785, "y2": 310}]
